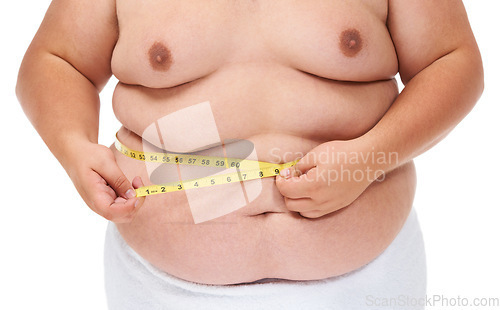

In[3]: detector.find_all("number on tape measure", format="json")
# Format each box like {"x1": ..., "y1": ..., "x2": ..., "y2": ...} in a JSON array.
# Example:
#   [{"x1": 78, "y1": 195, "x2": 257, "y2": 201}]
[{"x1": 114, "y1": 137, "x2": 298, "y2": 197}]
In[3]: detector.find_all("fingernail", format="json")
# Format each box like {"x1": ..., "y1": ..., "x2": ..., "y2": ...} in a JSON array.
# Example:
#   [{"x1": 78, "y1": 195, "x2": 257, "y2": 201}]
[
  {"x1": 125, "y1": 189, "x2": 136, "y2": 199},
  {"x1": 280, "y1": 168, "x2": 291, "y2": 179},
  {"x1": 134, "y1": 200, "x2": 139, "y2": 208}
]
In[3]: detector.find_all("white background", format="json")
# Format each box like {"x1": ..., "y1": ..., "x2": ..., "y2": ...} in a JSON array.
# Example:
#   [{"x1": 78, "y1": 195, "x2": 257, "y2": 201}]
[{"x1": 1, "y1": 1, "x2": 498, "y2": 309}]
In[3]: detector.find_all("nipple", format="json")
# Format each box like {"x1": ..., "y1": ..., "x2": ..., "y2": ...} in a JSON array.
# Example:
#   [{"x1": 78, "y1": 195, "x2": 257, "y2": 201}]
[
  {"x1": 148, "y1": 42, "x2": 172, "y2": 71},
  {"x1": 339, "y1": 29, "x2": 363, "y2": 57}
]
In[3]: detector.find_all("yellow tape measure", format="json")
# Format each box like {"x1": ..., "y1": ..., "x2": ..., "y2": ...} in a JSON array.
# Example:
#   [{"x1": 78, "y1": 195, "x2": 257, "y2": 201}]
[{"x1": 114, "y1": 138, "x2": 298, "y2": 197}]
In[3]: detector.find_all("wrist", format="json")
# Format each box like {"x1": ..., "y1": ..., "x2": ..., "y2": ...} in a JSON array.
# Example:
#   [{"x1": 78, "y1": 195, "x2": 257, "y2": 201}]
[
  {"x1": 54, "y1": 133, "x2": 98, "y2": 171},
  {"x1": 353, "y1": 132, "x2": 401, "y2": 177}
]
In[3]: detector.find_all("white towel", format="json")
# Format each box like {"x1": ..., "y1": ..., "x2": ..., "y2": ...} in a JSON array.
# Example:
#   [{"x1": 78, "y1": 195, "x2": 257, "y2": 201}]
[{"x1": 104, "y1": 208, "x2": 426, "y2": 310}]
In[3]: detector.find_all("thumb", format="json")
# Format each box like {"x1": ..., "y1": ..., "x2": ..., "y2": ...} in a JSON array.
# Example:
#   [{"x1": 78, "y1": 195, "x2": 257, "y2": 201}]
[
  {"x1": 131, "y1": 176, "x2": 146, "y2": 210},
  {"x1": 99, "y1": 162, "x2": 136, "y2": 199},
  {"x1": 289, "y1": 151, "x2": 317, "y2": 177}
]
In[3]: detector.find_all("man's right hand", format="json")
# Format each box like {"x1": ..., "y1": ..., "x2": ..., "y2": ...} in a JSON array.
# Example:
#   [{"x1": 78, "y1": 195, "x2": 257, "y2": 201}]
[{"x1": 64, "y1": 140, "x2": 145, "y2": 223}]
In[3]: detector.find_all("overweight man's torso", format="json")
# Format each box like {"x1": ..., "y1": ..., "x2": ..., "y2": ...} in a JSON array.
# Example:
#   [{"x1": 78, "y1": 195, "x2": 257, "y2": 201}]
[{"x1": 110, "y1": 0, "x2": 416, "y2": 285}]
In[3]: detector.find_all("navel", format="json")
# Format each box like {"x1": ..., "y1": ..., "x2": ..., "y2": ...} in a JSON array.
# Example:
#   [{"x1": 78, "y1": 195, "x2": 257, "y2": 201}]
[
  {"x1": 339, "y1": 28, "x2": 363, "y2": 57},
  {"x1": 148, "y1": 42, "x2": 172, "y2": 71}
]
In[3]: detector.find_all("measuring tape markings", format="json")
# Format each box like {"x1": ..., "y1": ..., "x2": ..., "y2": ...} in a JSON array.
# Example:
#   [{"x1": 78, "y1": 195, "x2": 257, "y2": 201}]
[{"x1": 114, "y1": 139, "x2": 298, "y2": 197}]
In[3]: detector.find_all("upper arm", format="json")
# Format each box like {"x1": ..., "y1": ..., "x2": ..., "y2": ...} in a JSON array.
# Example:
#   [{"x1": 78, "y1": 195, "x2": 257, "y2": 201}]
[
  {"x1": 387, "y1": 0, "x2": 480, "y2": 84},
  {"x1": 27, "y1": 0, "x2": 118, "y2": 90}
]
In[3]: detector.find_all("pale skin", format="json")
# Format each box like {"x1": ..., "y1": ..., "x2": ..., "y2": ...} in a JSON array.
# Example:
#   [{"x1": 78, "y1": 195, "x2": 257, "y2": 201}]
[
  {"x1": 276, "y1": 1, "x2": 484, "y2": 218},
  {"x1": 17, "y1": 0, "x2": 483, "y2": 285}
]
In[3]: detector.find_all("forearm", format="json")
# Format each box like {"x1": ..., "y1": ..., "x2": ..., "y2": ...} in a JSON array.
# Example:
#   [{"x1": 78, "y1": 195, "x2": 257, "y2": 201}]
[
  {"x1": 360, "y1": 45, "x2": 484, "y2": 173},
  {"x1": 16, "y1": 48, "x2": 102, "y2": 168},
  {"x1": 14, "y1": 0, "x2": 143, "y2": 221}
]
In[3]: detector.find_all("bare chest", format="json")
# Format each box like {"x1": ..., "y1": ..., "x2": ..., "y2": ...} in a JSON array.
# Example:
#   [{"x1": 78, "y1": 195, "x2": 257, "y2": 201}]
[{"x1": 112, "y1": 0, "x2": 397, "y2": 88}]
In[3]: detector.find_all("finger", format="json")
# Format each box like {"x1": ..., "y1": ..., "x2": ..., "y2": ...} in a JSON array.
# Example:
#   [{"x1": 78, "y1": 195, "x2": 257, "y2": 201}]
[
  {"x1": 300, "y1": 199, "x2": 349, "y2": 218},
  {"x1": 107, "y1": 197, "x2": 138, "y2": 223},
  {"x1": 131, "y1": 176, "x2": 146, "y2": 211},
  {"x1": 132, "y1": 176, "x2": 144, "y2": 190},
  {"x1": 108, "y1": 195, "x2": 137, "y2": 213},
  {"x1": 293, "y1": 150, "x2": 318, "y2": 174},
  {"x1": 89, "y1": 175, "x2": 136, "y2": 222},
  {"x1": 275, "y1": 168, "x2": 318, "y2": 199},
  {"x1": 300, "y1": 209, "x2": 331, "y2": 219},
  {"x1": 98, "y1": 161, "x2": 136, "y2": 200},
  {"x1": 279, "y1": 150, "x2": 317, "y2": 179},
  {"x1": 283, "y1": 197, "x2": 317, "y2": 213},
  {"x1": 109, "y1": 177, "x2": 146, "y2": 221}
]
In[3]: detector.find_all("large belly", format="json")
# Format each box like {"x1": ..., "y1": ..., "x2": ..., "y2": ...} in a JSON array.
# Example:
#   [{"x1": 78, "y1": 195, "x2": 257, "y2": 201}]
[{"x1": 111, "y1": 65, "x2": 415, "y2": 285}]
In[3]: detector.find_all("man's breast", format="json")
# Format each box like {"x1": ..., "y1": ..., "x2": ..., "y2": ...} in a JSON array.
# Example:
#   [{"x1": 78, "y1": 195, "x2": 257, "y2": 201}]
[{"x1": 112, "y1": 0, "x2": 397, "y2": 88}]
